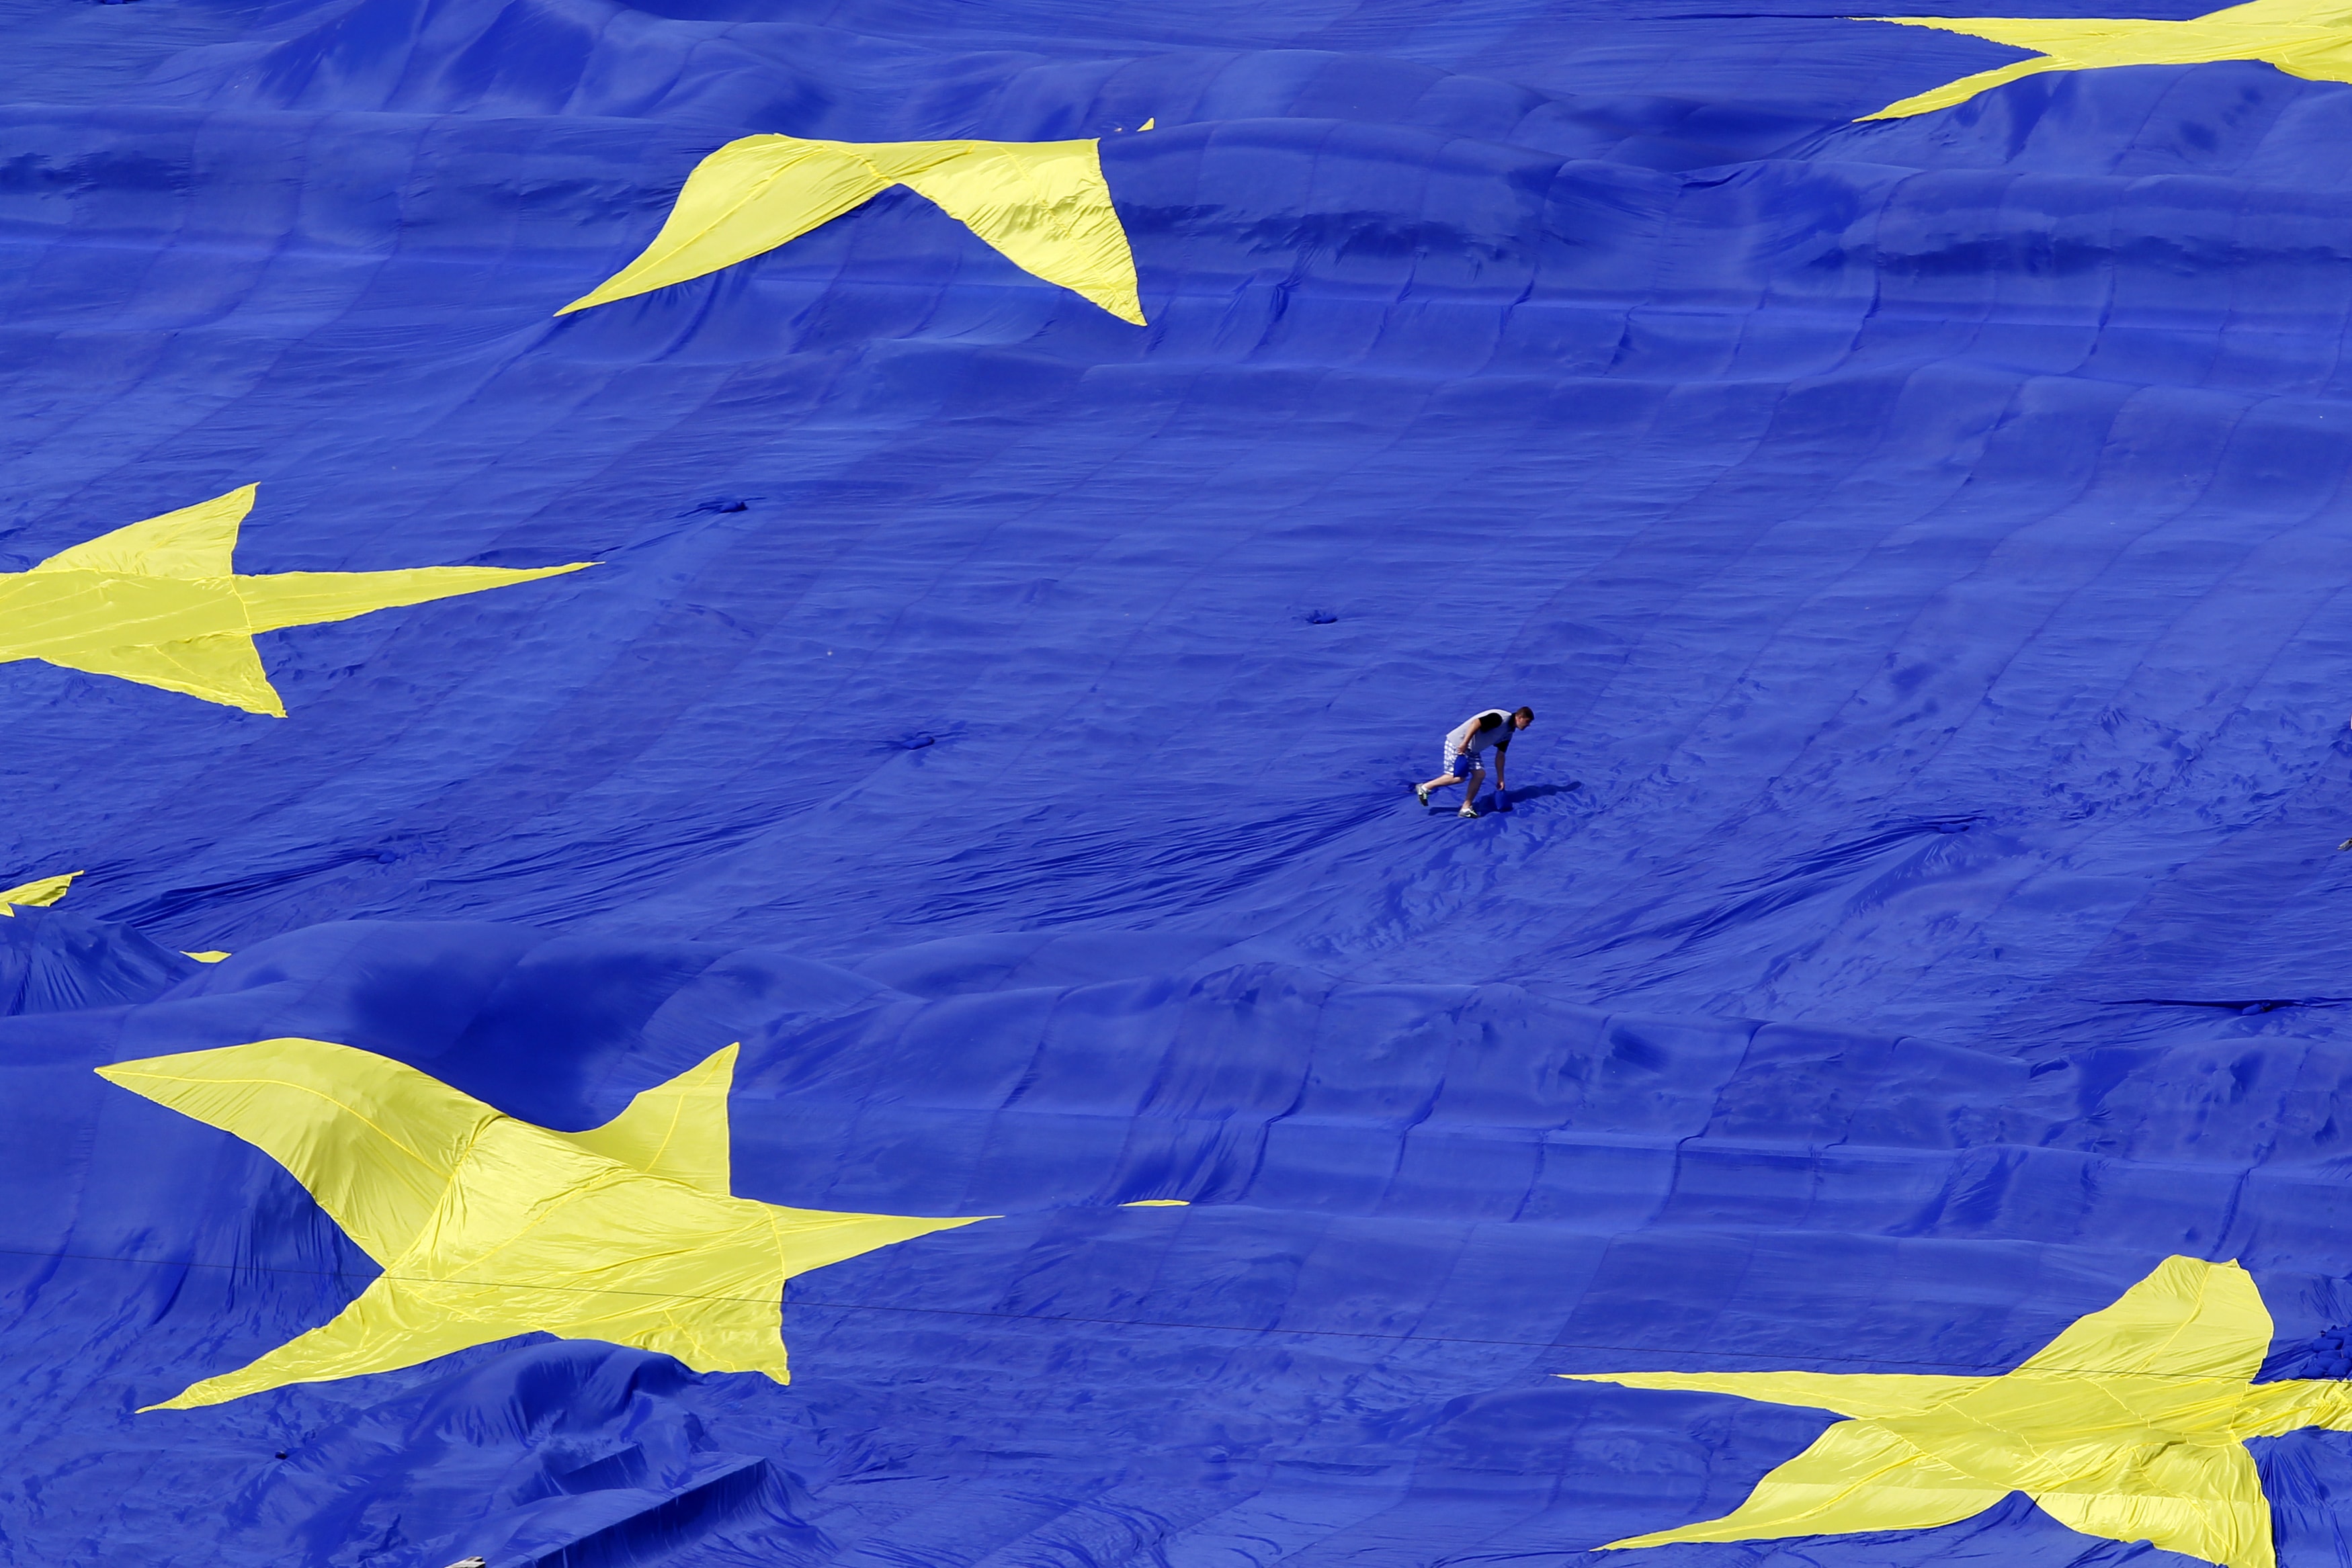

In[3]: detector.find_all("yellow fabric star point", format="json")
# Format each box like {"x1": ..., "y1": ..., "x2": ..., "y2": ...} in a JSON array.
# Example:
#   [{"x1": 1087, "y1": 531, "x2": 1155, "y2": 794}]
[
  {"x1": 0, "y1": 869, "x2": 81, "y2": 912},
  {"x1": 99, "y1": 1039, "x2": 991, "y2": 1410},
  {"x1": 558, "y1": 133, "x2": 1145, "y2": 324},
  {"x1": 0, "y1": 484, "x2": 593, "y2": 715},
  {"x1": 1857, "y1": 0, "x2": 2352, "y2": 118},
  {"x1": 1569, "y1": 1256, "x2": 2352, "y2": 1568}
]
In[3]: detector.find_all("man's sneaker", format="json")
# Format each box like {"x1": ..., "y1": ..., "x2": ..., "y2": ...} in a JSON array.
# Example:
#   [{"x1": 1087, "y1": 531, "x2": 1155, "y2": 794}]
[
  {"x1": 1458, "y1": 804, "x2": 1478, "y2": 819},
  {"x1": 1415, "y1": 783, "x2": 1431, "y2": 807}
]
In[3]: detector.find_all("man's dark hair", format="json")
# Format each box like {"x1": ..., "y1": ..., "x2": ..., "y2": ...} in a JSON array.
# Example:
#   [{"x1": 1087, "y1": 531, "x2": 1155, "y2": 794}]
[{"x1": 1515, "y1": 706, "x2": 1535, "y2": 723}]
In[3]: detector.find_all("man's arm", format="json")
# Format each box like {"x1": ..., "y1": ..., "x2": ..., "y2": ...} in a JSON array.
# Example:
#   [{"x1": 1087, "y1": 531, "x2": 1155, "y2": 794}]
[{"x1": 1491, "y1": 743, "x2": 1507, "y2": 792}]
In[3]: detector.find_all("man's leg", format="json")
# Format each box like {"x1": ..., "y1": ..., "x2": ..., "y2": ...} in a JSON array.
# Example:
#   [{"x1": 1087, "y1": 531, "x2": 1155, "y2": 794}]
[
  {"x1": 1418, "y1": 746, "x2": 1465, "y2": 806},
  {"x1": 1458, "y1": 764, "x2": 1484, "y2": 816}
]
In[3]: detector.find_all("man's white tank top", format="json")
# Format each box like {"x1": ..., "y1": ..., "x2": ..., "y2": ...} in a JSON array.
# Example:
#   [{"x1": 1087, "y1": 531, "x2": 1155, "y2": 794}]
[{"x1": 1447, "y1": 709, "x2": 1511, "y2": 756}]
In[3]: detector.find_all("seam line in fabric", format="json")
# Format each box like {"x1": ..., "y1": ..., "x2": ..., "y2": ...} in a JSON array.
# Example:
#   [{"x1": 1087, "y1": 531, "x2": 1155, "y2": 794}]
[{"x1": 0, "y1": 1244, "x2": 2294, "y2": 1377}]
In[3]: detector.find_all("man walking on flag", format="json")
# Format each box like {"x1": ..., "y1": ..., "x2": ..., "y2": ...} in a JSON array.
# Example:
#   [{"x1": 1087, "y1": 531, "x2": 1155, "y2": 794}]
[{"x1": 1417, "y1": 705, "x2": 1532, "y2": 818}]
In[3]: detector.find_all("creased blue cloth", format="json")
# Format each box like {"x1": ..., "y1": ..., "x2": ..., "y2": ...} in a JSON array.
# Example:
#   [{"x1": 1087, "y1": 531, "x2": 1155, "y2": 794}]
[{"x1": 8, "y1": 0, "x2": 2352, "y2": 1561}]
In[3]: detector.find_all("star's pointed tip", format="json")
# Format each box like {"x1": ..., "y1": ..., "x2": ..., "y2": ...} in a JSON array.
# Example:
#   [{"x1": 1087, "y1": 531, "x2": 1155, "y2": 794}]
[
  {"x1": 485, "y1": 558, "x2": 597, "y2": 586},
  {"x1": 682, "y1": 1041, "x2": 740, "y2": 1074},
  {"x1": 669, "y1": 1042, "x2": 739, "y2": 1084},
  {"x1": 0, "y1": 868, "x2": 83, "y2": 910},
  {"x1": 193, "y1": 480, "x2": 259, "y2": 516}
]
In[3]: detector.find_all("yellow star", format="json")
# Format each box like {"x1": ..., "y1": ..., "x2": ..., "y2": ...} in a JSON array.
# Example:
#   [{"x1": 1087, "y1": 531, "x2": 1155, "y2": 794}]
[
  {"x1": 99, "y1": 1039, "x2": 991, "y2": 1410},
  {"x1": 1855, "y1": 0, "x2": 2352, "y2": 118},
  {"x1": 557, "y1": 132, "x2": 1145, "y2": 324},
  {"x1": 1569, "y1": 1256, "x2": 2352, "y2": 1568},
  {"x1": 0, "y1": 869, "x2": 79, "y2": 911},
  {"x1": 0, "y1": 484, "x2": 592, "y2": 715}
]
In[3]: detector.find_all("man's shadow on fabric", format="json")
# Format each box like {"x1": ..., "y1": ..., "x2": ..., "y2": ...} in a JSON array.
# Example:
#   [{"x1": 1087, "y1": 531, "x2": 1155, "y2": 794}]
[
  {"x1": 1497, "y1": 781, "x2": 1583, "y2": 812},
  {"x1": 1424, "y1": 781, "x2": 1581, "y2": 813}
]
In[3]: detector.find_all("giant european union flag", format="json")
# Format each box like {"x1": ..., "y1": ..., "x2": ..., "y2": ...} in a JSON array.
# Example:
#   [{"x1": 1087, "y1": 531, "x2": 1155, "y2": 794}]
[{"x1": 9, "y1": 0, "x2": 2352, "y2": 1563}]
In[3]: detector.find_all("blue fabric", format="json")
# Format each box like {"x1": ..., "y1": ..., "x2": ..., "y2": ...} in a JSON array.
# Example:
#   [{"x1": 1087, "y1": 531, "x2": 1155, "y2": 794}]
[{"x1": 8, "y1": 0, "x2": 2352, "y2": 1563}]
